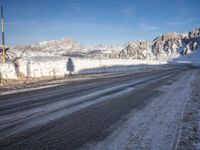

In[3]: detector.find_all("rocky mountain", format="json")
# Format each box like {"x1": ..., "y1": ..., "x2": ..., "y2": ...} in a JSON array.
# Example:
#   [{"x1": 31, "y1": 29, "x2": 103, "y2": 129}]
[
  {"x1": 153, "y1": 27, "x2": 200, "y2": 59},
  {"x1": 12, "y1": 38, "x2": 83, "y2": 57},
  {"x1": 11, "y1": 37, "x2": 124, "y2": 58},
  {"x1": 11, "y1": 26, "x2": 200, "y2": 61},
  {"x1": 114, "y1": 27, "x2": 200, "y2": 61},
  {"x1": 115, "y1": 41, "x2": 154, "y2": 60}
]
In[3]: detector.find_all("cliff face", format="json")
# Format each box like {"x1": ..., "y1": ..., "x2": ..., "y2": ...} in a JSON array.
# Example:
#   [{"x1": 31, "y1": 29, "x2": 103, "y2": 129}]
[
  {"x1": 116, "y1": 41, "x2": 154, "y2": 60},
  {"x1": 116, "y1": 27, "x2": 200, "y2": 61},
  {"x1": 152, "y1": 27, "x2": 200, "y2": 58}
]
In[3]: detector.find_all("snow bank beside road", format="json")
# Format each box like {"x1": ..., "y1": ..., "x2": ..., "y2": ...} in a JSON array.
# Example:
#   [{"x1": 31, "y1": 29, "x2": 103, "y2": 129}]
[
  {"x1": 17, "y1": 57, "x2": 68, "y2": 77},
  {"x1": 17, "y1": 56, "x2": 166, "y2": 78},
  {"x1": 0, "y1": 62, "x2": 17, "y2": 79},
  {"x1": 0, "y1": 56, "x2": 167, "y2": 80},
  {"x1": 171, "y1": 47, "x2": 200, "y2": 65}
]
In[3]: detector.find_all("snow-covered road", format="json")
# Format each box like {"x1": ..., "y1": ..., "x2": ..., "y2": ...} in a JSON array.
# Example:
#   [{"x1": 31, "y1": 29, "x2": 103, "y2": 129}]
[
  {"x1": 83, "y1": 69, "x2": 196, "y2": 150},
  {"x1": 0, "y1": 68, "x2": 197, "y2": 150}
]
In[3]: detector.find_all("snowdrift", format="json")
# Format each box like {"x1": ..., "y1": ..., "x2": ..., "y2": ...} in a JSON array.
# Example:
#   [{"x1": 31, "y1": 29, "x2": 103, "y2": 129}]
[
  {"x1": 0, "y1": 62, "x2": 17, "y2": 79},
  {"x1": 171, "y1": 47, "x2": 200, "y2": 65}
]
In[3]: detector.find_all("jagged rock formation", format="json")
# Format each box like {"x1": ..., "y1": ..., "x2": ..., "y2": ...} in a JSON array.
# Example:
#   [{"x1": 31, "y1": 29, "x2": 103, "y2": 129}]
[
  {"x1": 115, "y1": 41, "x2": 154, "y2": 60},
  {"x1": 152, "y1": 27, "x2": 200, "y2": 60}
]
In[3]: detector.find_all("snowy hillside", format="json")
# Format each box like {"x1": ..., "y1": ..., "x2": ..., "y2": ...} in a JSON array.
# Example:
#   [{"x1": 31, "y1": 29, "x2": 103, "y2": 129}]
[
  {"x1": 11, "y1": 38, "x2": 83, "y2": 58},
  {"x1": 172, "y1": 47, "x2": 200, "y2": 64},
  {"x1": 9, "y1": 26, "x2": 199, "y2": 61}
]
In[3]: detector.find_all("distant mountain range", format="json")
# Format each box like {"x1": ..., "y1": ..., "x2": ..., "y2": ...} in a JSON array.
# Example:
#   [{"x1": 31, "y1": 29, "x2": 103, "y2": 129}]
[{"x1": 9, "y1": 26, "x2": 200, "y2": 61}]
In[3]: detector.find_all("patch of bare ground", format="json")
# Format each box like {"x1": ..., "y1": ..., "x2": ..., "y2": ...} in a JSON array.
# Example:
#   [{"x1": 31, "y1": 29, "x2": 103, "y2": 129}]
[{"x1": 0, "y1": 75, "x2": 69, "y2": 92}]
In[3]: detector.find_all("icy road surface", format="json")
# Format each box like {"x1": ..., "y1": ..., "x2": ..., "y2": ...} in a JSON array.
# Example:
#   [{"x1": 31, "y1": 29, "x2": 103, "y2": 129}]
[{"x1": 0, "y1": 68, "x2": 197, "y2": 150}]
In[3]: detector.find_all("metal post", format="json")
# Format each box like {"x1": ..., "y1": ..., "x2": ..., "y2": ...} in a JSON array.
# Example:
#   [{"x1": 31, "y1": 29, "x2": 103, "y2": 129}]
[{"x1": 1, "y1": 5, "x2": 6, "y2": 61}]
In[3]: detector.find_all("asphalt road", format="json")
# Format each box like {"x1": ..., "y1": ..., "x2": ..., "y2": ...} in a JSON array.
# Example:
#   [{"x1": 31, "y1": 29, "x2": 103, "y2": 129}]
[{"x1": 0, "y1": 68, "x2": 194, "y2": 150}]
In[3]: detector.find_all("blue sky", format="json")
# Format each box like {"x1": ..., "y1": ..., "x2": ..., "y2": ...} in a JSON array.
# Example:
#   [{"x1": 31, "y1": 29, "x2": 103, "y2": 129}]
[{"x1": 0, "y1": 0, "x2": 200, "y2": 46}]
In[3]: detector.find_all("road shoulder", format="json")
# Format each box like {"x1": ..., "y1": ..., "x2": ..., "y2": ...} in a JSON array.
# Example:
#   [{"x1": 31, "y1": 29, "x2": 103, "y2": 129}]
[{"x1": 175, "y1": 70, "x2": 200, "y2": 150}]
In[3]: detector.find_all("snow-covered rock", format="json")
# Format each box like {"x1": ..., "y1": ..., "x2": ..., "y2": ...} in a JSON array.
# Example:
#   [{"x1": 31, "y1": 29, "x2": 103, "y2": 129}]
[
  {"x1": 116, "y1": 41, "x2": 154, "y2": 60},
  {"x1": 152, "y1": 27, "x2": 200, "y2": 61}
]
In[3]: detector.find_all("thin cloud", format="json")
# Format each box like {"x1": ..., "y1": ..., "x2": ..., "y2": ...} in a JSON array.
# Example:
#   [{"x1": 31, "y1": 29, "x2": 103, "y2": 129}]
[
  {"x1": 67, "y1": 3, "x2": 82, "y2": 14},
  {"x1": 121, "y1": 6, "x2": 134, "y2": 18},
  {"x1": 138, "y1": 23, "x2": 159, "y2": 31},
  {"x1": 167, "y1": 18, "x2": 196, "y2": 26}
]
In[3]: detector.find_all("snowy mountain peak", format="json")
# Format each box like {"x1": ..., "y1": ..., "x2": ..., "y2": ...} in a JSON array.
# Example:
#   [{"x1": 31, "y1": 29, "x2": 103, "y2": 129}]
[
  {"x1": 35, "y1": 37, "x2": 81, "y2": 50},
  {"x1": 38, "y1": 37, "x2": 77, "y2": 45}
]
